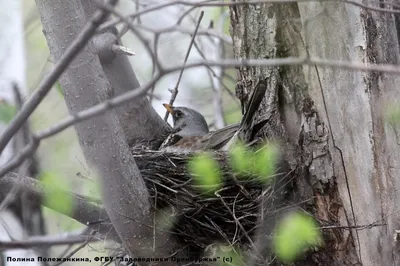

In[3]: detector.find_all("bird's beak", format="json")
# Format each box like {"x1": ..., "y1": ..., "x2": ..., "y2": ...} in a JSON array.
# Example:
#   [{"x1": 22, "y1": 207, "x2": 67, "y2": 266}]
[{"x1": 163, "y1": 103, "x2": 174, "y2": 114}]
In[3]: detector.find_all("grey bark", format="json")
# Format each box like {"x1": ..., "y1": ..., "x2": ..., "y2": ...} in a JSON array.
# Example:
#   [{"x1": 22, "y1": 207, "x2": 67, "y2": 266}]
[
  {"x1": 0, "y1": 172, "x2": 115, "y2": 240},
  {"x1": 230, "y1": 2, "x2": 400, "y2": 265},
  {"x1": 81, "y1": 1, "x2": 171, "y2": 148},
  {"x1": 35, "y1": 1, "x2": 179, "y2": 264}
]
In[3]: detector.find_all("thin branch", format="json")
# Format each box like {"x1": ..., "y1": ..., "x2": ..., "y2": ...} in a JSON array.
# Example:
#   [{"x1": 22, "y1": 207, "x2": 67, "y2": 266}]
[
  {"x1": 190, "y1": 38, "x2": 239, "y2": 107},
  {"x1": 98, "y1": 0, "x2": 400, "y2": 33},
  {"x1": 97, "y1": 0, "x2": 161, "y2": 76},
  {"x1": 0, "y1": 0, "x2": 117, "y2": 154},
  {"x1": 150, "y1": 4, "x2": 204, "y2": 103},
  {"x1": 52, "y1": 231, "x2": 97, "y2": 266},
  {"x1": 111, "y1": 44, "x2": 135, "y2": 56},
  {"x1": 319, "y1": 222, "x2": 386, "y2": 230},
  {"x1": 0, "y1": 172, "x2": 117, "y2": 242},
  {"x1": 0, "y1": 232, "x2": 97, "y2": 250},
  {"x1": 134, "y1": 23, "x2": 232, "y2": 45},
  {"x1": 1, "y1": 56, "x2": 400, "y2": 176},
  {"x1": 163, "y1": 11, "x2": 204, "y2": 121}
]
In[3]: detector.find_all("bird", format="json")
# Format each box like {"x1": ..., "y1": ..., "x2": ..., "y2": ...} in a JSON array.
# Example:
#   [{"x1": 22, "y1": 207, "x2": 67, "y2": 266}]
[{"x1": 159, "y1": 80, "x2": 268, "y2": 153}]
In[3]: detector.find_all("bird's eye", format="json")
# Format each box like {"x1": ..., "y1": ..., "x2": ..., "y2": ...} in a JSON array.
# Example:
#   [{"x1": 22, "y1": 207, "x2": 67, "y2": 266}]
[{"x1": 175, "y1": 110, "x2": 183, "y2": 117}]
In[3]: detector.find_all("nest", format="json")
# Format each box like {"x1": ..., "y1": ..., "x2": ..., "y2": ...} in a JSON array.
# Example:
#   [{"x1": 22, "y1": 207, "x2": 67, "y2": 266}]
[{"x1": 132, "y1": 147, "x2": 275, "y2": 252}]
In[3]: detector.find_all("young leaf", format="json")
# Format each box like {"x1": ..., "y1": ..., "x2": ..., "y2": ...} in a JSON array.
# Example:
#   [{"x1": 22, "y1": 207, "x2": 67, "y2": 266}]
[
  {"x1": 230, "y1": 142, "x2": 279, "y2": 183},
  {"x1": 229, "y1": 143, "x2": 252, "y2": 175},
  {"x1": 253, "y1": 144, "x2": 279, "y2": 183},
  {"x1": 188, "y1": 152, "x2": 222, "y2": 195},
  {"x1": 274, "y1": 212, "x2": 322, "y2": 263},
  {"x1": 40, "y1": 171, "x2": 73, "y2": 215}
]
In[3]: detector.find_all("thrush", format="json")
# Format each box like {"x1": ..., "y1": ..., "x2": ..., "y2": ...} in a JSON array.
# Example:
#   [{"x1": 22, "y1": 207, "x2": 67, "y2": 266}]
[{"x1": 159, "y1": 81, "x2": 268, "y2": 153}]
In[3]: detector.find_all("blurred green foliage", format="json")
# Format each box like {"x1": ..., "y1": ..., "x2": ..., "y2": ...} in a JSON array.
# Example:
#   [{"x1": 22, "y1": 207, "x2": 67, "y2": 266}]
[
  {"x1": 0, "y1": 103, "x2": 16, "y2": 124},
  {"x1": 189, "y1": 142, "x2": 278, "y2": 195},
  {"x1": 230, "y1": 142, "x2": 278, "y2": 183},
  {"x1": 189, "y1": 144, "x2": 322, "y2": 263},
  {"x1": 40, "y1": 171, "x2": 73, "y2": 216},
  {"x1": 274, "y1": 212, "x2": 322, "y2": 263},
  {"x1": 189, "y1": 152, "x2": 222, "y2": 194}
]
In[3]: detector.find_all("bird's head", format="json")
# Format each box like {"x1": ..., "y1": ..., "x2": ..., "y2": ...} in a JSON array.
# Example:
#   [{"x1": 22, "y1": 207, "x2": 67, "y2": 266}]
[{"x1": 163, "y1": 104, "x2": 209, "y2": 136}]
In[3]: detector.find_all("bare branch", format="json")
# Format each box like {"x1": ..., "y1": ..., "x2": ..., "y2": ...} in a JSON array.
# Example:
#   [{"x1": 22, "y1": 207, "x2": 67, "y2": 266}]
[
  {"x1": 135, "y1": 24, "x2": 232, "y2": 45},
  {"x1": 1, "y1": 55, "x2": 400, "y2": 177},
  {"x1": 0, "y1": 0, "x2": 115, "y2": 154},
  {"x1": 164, "y1": 11, "x2": 204, "y2": 121},
  {"x1": 96, "y1": 1, "x2": 162, "y2": 72},
  {"x1": 0, "y1": 172, "x2": 117, "y2": 241},
  {"x1": 111, "y1": 44, "x2": 135, "y2": 56},
  {"x1": 0, "y1": 232, "x2": 97, "y2": 250},
  {"x1": 98, "y1": 0, "x2": 400, "y2": 33},
  {"x1": 52, "y1": 232, "x2": 96, "y2": 266},
  {"x1": 51, "y1": 233, "x2": 96, "y2": 266}
]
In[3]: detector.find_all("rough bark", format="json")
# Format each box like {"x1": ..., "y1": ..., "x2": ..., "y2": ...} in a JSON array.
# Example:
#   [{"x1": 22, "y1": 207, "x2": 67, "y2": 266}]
[
  {"x1": 230, "y1": 1, "x2": 400, "y2": 265},
  {"x1": 35, "y1": 1, "x2": 179, "y2": 264}
]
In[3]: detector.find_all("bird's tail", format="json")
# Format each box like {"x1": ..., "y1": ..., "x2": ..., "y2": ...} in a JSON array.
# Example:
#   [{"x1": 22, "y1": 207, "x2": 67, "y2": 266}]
[{"x1": 206, "y1": 123, "x2": 240, "y2": 150}]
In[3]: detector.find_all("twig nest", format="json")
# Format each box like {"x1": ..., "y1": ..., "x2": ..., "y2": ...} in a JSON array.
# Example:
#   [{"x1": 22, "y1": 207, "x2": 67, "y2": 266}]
[{"x1": 132, "y1": 147, "x2": 270, "y2": 252}]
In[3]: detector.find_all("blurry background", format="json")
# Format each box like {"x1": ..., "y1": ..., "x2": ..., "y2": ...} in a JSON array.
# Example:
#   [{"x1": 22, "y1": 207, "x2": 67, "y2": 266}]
[{"x1": 22, "y1": 0, "x2": 241, "y2": 262}]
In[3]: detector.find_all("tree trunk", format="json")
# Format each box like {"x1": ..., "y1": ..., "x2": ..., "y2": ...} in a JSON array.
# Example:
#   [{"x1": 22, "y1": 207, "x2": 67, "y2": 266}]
[
  {"x1": 35, "y1": 1, "x2": 179, "y2": 264},
  {"x1": 80, "y1": 1, "x2": 171, "y2": 148},
  {"x1": 230, "y1": 2, "x2": 400, "y2": 265}
]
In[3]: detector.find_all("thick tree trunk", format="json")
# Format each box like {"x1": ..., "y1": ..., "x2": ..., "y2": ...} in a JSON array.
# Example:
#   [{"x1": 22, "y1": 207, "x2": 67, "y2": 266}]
[
  {"x1": 35, "y1": 1, "x2": 179, "y2": 264},
  {"x1": 230, "y1": 2, "x2": 400, "y2": 265}
]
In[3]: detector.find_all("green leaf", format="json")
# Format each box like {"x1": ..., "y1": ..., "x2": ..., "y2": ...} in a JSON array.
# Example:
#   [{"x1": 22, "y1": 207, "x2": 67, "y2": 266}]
[
  {"x1": 188, "y1": 152, "x2": 222, "y2": 195},
  {"x1": 229, "y1": 143, "x2": 252, "y2": 175},
  {"x1": 40, "y1": 171, "x2": 73, "y2": 215},
  {"x1": 274, "y1": 212, "x2": 322, "y2": 263},
  {"x1": 253, "y1": 144, "x2": 279, "y2": 182},
  {"x1": 0, "y1": 103, "x2": 16, "y2": 123},
  {"x1": 230, "y1": 143, "x2": 279, "y2": 183}
]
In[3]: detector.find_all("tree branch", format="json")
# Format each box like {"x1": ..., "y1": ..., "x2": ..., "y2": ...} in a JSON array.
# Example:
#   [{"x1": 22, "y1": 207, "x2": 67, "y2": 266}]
[
  {"x1": 85, "y1": 0, "x2": 171, "y2": 147},
  {"x1": 0, "y1": 172, "x2": 116, "y2": 241},
  {"x1": 1, "y1": 56, "x2": 399, "y2": 177},
  {"x1": 164, "y1": 11, "x2": 204, "y2": 121},
  {"x1": 0, "y1": 232, "x2": 97, "y2": 250},
  {"x1": 35, "y1": 1, "x2": 181, "y2": 264},
  {"x1": 0, "y1": 0, "x2": 114, "y2": 154}
]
